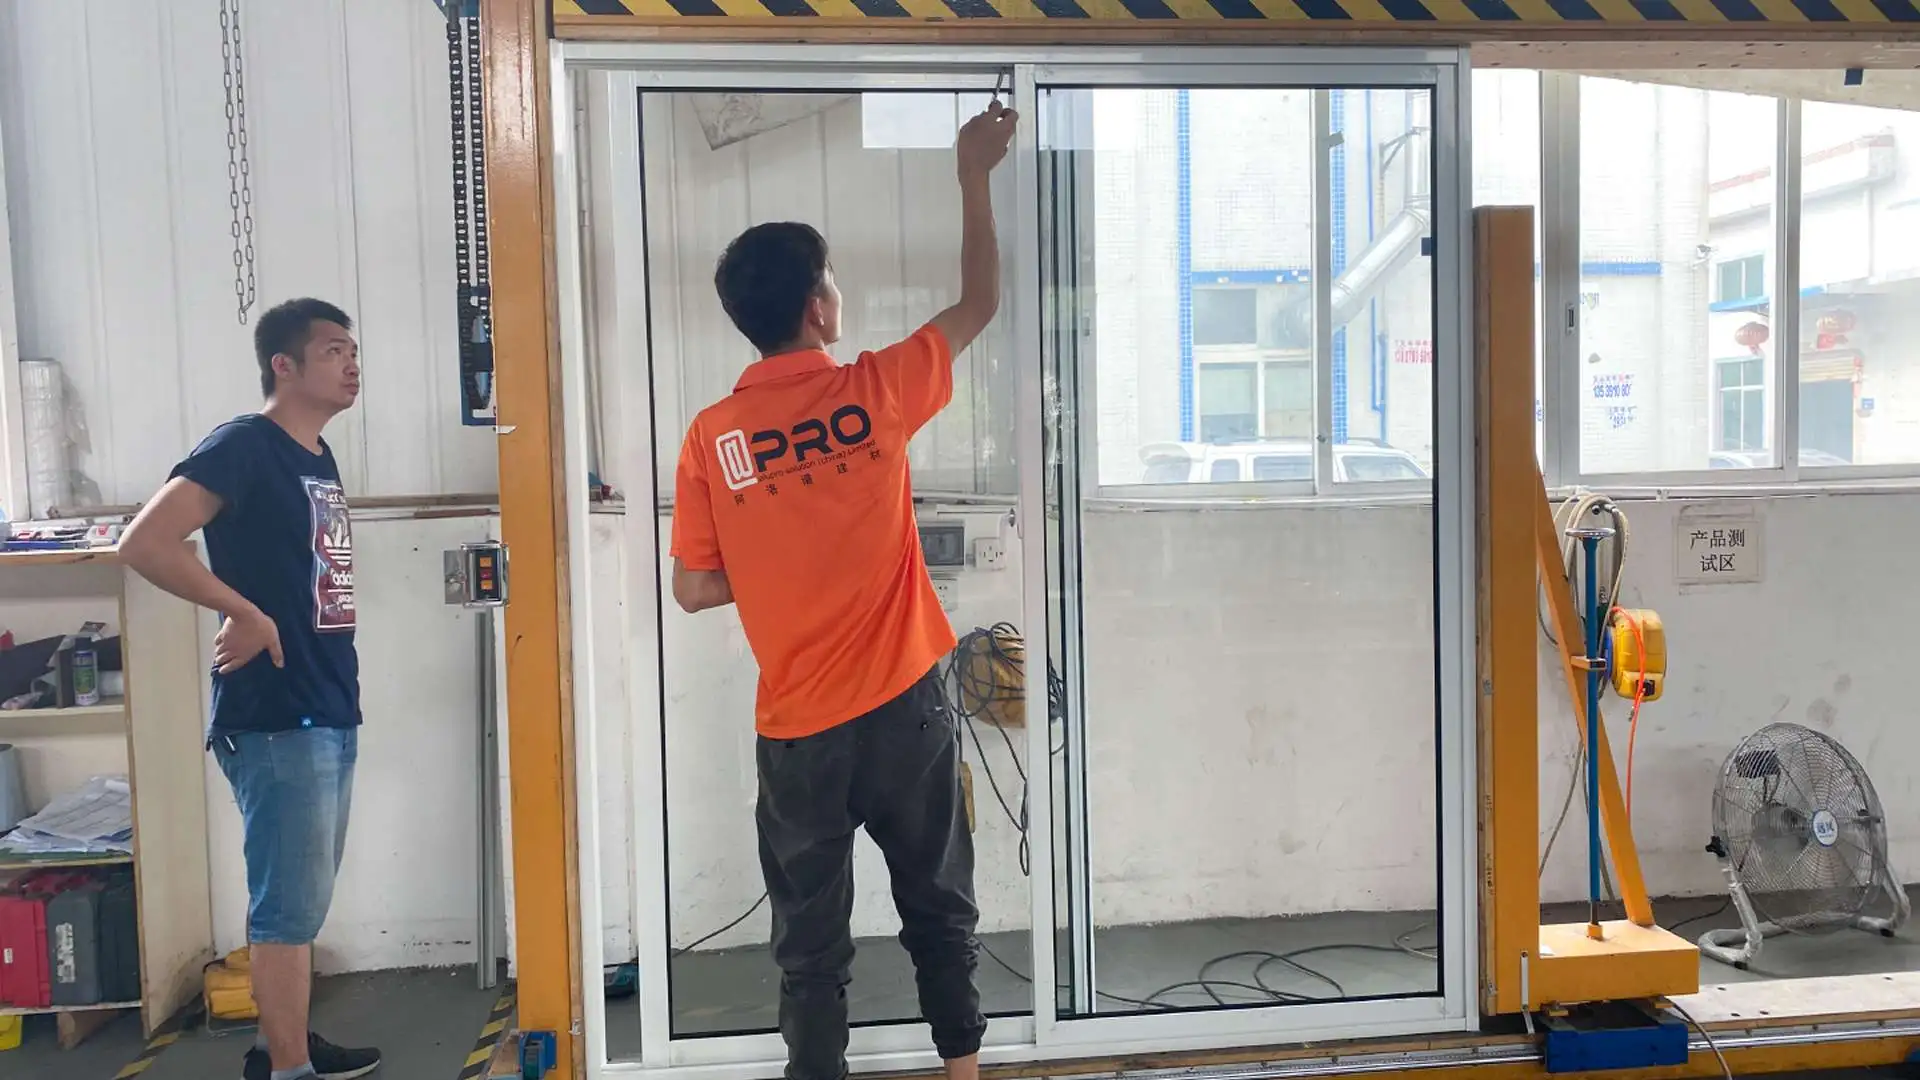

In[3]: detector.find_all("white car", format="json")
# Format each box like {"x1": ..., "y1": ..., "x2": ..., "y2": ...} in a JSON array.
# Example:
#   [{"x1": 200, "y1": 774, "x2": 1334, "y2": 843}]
[{"x1": 1139, "y1": 439, "x2": 1431, "y2": 484}]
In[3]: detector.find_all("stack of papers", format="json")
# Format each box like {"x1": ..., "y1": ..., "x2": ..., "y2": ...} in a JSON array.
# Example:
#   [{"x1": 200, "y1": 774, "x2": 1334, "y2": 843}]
[{"x1": 0, "y1": 775, "x2": 133, "y2": 856}]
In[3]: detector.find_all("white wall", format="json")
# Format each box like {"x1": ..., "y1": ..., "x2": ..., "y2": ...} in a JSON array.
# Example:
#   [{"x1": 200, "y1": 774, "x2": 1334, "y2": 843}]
[
  {"x1": 1, "y1": 0, "x2": 499, "y2": 973},
  {"x1": 588, "y1": 489, "x2": 1920, "y2": 963},
  {"x1": 1536, "y1": 492, "x2": 1920, "y2": 902},
  {"x1": 0, "y1": 0, "x2": 492, "y2": 504},
  {"x1": 200, "y1": 514, "x2": 496, "y2": 972}
]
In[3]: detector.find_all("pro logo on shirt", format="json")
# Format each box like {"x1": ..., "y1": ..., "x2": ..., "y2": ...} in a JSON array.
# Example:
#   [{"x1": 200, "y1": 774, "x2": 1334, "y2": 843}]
[
  {"x1": 305, "y1": 477, "x2": 355, "y2": 633},
  {"x1": 671, "y1": 328, "x2": 956, "y2": 740},
  {"x1": 715, "y1": 404, "x2": 874, "y2": 491}
]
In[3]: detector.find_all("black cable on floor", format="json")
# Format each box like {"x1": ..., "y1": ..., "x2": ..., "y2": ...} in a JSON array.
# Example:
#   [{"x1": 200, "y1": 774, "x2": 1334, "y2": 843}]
[
  {"x1": 1662, "y1": 899, "x2": 1731, "y2": 935},
  {"x1": 671, "y1": 893, "x2": 768, "y2": 958}
]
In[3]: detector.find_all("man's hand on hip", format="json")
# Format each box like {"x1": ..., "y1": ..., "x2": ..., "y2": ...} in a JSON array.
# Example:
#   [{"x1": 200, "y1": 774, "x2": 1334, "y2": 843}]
[{"x1": 214, "y1": 607, "x2": 286, "y2": 673}]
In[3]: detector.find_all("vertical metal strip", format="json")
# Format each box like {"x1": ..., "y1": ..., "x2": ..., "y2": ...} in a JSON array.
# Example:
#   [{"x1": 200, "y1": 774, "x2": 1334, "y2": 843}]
[
  {"x1": 1035, "y1": 79, "x2": 1096, "y2": 1020},
  {"x1": 1331, "y1": 89, "x2": 1350, "y2": 447},
  {"x1": 1062, "y1": 91, "x2": 1096, "y2": 1022},
  {"x1": 1775, "y1": 96, "x2": 1802, "y2": 479},
  {"x1": 1313, "y1": 90, "x2": 1336, "y2": 493},
  {"x1": 1011, "y1": 61, "x2": 1060, "y2": 1045},
  {"x1": 477, "y1": 610, "x2": 498, "y2": 991},
  {"x1": 1539, "y1": 72, "x2": 1580, "y2": 489},
  {"x1": 614, "y1": 76, "x2": 676, "y2": 1072},
  {"x1": 1176, "y1": 90, "x2": 1194, "y2": 444},
  {"x1": 550, "y1": 55, "x2": 607, "y2": 1076},
  {"x1": 1432, "y1": 56, "x2": 1478, "y2": 1020}
]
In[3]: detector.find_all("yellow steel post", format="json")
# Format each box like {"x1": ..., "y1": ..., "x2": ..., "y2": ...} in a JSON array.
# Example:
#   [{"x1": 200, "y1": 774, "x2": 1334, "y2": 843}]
[{"x1": 482, "y1": 0, "x2": 587, "y2": 1076}]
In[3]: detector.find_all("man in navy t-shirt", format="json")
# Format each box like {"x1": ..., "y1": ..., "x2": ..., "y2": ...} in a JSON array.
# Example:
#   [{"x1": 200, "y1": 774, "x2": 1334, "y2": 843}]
[{"x1": 121, "y1": 298, "x2": 380, "y2": 1080}]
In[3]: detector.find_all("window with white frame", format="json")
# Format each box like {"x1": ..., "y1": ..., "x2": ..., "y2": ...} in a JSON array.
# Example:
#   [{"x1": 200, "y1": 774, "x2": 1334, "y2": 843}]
[
  {"x1": 1716, "y1": 254, "x2": 1766, "y2": 305},
  {"x1": 1068, "y1": 86, "x2": 1438, "y2": 495},
  {"x1": 1796, "y1": 98, "x2": 1920, "y2": 471},
  {"x1": 1534, "y1": 74, "x2": 1920, "y2": 486}
]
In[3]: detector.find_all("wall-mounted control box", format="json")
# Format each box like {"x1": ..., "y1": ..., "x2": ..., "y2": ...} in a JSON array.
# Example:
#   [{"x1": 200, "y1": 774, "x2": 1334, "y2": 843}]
[{"x1": 919, "y1": 522, "x2": 967, "y2": 570}]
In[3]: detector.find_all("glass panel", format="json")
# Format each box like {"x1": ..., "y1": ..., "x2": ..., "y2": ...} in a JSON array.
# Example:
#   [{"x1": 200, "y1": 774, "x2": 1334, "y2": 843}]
[
  {"x1": 1263, "y1": 361, "x2": 1313, "y2": 439},
  {"x1": 1797, "y1": 98, "x2": 1920, "y2": 468},
  {"x1": 1578, "y1": 78, "x2": 1777, "y2": 474},
  {"x1": 1040, "y1": 83, "x2": 1443, "y2": 1018},
  {"x1": 1198, "y1": 363, "x2": 1258, "y2": 442},
  {"x1": 1469, "y1": 69, "x2": 1542, "y2": 462},
  {"x1": 1079, "y1": 88, "x2": 1317, "y2": 489},
  {"x1": 1194, "y1": 288, "x2": 1259, "y2": 346},
  {"x1": 633, "y1": 87, "x2": 1031, "y2": 1049},
  {"x1": 641, "y1": 89, "x2": 1017, "y2": 499},
  {"x1": 1333, "y1": 88, "x2": 1435, "y2": 482}
]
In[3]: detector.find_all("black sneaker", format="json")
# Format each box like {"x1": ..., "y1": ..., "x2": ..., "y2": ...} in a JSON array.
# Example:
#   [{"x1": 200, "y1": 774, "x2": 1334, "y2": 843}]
[
  {"x1": 309, "y1": 1032, "x2": 382, "y2": 1079},
  {"x1": 241, "y1": 1047, "x2": 271, "y2": 1080}
]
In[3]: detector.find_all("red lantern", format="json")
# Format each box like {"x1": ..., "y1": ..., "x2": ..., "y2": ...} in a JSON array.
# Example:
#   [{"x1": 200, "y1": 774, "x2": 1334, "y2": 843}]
[{"x1": 1735, "y1": 321, "x2": 1770, "y2": 354}]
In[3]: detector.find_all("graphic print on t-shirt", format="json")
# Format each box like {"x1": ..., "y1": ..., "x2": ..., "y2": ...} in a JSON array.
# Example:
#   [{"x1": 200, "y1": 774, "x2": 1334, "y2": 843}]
[
  {"x1": 304, "y1": 476, "x2": 355, "y2": 632},
  {"x1": 712, "y1": 403, "x2": 877, "y2": 498}
]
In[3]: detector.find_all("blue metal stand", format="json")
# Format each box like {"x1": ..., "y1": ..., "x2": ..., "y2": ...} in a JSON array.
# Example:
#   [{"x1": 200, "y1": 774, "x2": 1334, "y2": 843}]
[
  {"x1": 1569, "y1": 524, "x2": 1615, "y2": 931},
  {"x1": 1542, "y1": 1002, "x2": 1689, "y2": 1073},
  {"x1": 521, "y1": 1030, "x2": 557, "y2": 1079}
]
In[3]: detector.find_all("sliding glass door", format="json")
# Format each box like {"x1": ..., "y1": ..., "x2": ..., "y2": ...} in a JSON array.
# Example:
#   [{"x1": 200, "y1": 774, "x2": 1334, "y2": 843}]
[
  {"x1": 1027, "y1": 57, "x2": 1474, "y2": 1053},
  {"x1": 553, "y1": 44, "x2": 1475, "y2": 1079}
]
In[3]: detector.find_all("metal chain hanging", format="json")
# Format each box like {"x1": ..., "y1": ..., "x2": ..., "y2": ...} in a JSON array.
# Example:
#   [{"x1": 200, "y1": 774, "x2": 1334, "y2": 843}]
[{"x1": 221, "y1": 0, "x2": 257, "y2": 325}]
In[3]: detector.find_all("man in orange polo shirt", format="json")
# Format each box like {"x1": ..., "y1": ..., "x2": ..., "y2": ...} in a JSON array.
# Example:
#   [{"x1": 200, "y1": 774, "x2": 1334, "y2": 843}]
[{"x1": 670, "y1": 100, "x2": 1016, "y2": 1080}]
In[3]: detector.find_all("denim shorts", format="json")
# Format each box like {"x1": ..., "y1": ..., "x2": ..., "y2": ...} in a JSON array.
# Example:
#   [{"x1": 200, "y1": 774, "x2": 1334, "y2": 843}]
[{"x1": 212, "y1": 728, "x2": 357, "y2": 946}]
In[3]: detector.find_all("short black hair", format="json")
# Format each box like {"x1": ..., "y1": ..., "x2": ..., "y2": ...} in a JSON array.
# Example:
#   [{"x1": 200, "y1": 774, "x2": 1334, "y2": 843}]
[
  {"x1": 713, "y1": 222, "x2": 829, "y2": 354},
  {"x1": 254, "y1": 298, "x2": 353, "y2": 398}
]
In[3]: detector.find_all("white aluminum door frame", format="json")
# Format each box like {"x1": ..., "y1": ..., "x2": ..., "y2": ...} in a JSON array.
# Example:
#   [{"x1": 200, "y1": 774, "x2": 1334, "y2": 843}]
[
  {"x1": 1019, "y1": 53, "x2": 1477, "y2": 1057},
  {"x1": 551, "y1": 42, "x2": 1478, "y2": 1080}
]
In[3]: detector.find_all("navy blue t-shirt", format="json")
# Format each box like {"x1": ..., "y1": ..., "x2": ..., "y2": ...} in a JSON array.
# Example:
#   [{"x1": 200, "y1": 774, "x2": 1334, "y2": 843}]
[{"x1": 170, "y1": 415, "x2": 360, "y2": 733}]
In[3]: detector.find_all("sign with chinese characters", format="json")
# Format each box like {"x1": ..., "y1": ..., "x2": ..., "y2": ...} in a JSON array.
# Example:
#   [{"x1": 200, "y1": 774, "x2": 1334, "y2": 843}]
[{"x1": 1675, "y1": 509, "x2": 1763, "y2": 586}]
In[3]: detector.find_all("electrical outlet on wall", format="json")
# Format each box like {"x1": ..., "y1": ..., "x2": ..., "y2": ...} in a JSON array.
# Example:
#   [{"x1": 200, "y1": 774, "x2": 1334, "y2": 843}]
[
  {"x1": 972, "y1": 537, "x2": 1005, "y2": 570},
  {"x1": 932, "y1": 575, "x2": 959, "y2": 613}
]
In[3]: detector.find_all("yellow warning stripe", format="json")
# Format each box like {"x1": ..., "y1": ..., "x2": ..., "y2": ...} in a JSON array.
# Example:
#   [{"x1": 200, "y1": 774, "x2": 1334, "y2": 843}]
[
  {"x1": 113, "y1": 1019, "x2": 181, "y2": 1079},
  {"x1": 457, "y1": 987, "x2": 518, "y2": 1080}
]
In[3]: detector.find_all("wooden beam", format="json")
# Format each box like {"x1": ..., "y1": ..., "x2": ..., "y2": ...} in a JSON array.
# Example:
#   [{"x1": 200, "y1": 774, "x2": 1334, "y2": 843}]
[
  {"x1": 1474, "y1": 206, "x2": 1539, "y2": 1018},
  {"x1": 481, "y1": 1, "x2": 586, "y2": 1078}
]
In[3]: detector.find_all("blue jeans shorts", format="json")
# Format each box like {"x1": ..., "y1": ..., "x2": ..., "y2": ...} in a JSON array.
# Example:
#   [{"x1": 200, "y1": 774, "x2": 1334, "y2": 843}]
[{"x1": 213, "y1": 728, "x2": 357, "y2": 946}]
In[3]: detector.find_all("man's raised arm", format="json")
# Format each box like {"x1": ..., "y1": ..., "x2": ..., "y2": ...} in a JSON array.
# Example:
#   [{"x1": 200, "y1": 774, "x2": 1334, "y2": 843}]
[{"x1": 930, "y1": 100, "x2": 1017, "y2": 357}]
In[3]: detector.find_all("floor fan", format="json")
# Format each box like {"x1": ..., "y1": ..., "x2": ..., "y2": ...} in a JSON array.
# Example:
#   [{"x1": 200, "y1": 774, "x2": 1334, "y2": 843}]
[{"x1": 1701, "y1": 722, "x2": 1909, "y2": 969}]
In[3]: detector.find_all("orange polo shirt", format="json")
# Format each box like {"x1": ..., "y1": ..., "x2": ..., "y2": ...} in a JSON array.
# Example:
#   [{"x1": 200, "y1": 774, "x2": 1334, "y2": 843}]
[{"x1": 670, "y1": 324, "x2": 959, "y2": 740}]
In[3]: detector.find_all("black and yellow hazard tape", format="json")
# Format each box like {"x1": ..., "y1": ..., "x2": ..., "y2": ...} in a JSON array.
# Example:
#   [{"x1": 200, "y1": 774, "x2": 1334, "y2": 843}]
[
  {"x1": 112, "y1": 1007, "x2": 190, "y2": 1080},
  {"x1": 557, "y1": 0, "x2": 1918, "y2": 22},
  {"x1": 457, "y1": 985, "x2": 518, "y2": 1080}
]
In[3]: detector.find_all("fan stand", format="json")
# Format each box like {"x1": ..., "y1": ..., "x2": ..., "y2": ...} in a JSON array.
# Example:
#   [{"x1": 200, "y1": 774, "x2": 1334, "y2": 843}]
[{"x1": 1698, "y1": 850, "x2": 1911, "y2": 970}]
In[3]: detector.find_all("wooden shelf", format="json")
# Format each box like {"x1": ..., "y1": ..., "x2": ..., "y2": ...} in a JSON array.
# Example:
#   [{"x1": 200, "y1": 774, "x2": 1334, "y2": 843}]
[
  {"x1": 0, "y1": 852, "x2": 133, "y2": 871},
  {"x1": 0, "y1": 697, "x2": 127, "y2": 723},
  {"x1": 0, "y1": 552, "x2": 214, "y2": 1041},
  {"x1": 0, "y1": 547, "x2": 120, "y2": 569},
  {"x1": 0, "y1": 1000, "x2": 140, "y2": 1018}
]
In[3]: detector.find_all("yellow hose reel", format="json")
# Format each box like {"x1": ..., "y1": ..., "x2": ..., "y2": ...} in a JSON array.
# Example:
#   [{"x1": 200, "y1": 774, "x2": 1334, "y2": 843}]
[{"x1": 1608, "y1": 608, "x2": 1666, "y2": 703}]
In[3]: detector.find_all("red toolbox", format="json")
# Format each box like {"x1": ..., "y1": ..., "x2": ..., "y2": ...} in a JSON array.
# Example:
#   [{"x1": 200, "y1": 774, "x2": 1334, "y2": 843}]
[{"x1": 0, "y1": 892, "x2": 51, "y2": 1008}]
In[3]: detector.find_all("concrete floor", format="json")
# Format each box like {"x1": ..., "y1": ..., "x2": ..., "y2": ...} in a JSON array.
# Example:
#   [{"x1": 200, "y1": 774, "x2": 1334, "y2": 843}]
[
  {"x1": 6, "y1": 966, "x2": 502, "y2": 1080},
  {"x1": 11, "y1": 897, "x2": 1918, "y2": 1077},
  {"x1": 607, "y1": 896, "x2": 1920, "y2": 1062}
]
